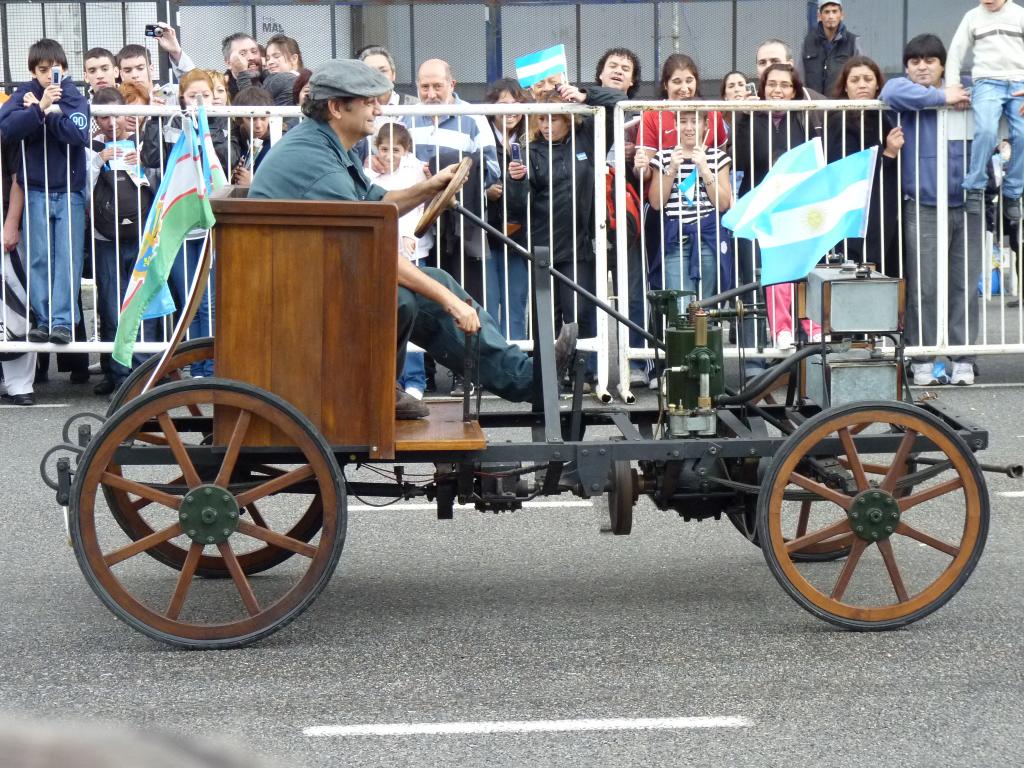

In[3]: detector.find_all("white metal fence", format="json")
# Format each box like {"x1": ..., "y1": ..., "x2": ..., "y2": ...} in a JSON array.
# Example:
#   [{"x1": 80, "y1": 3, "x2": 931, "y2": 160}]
[
  {"x1": 612, "y1": 98, "x2": 1024, "y2": 401},
  {"x1": 3, "y1": 98, "x2": 1022, "y2": 402}
]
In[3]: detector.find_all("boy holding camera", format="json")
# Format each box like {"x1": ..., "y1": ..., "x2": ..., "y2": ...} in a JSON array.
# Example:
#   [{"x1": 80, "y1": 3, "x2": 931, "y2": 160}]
[{"x1": 0, "y1": 38, "x2": 90, "y2": 344}]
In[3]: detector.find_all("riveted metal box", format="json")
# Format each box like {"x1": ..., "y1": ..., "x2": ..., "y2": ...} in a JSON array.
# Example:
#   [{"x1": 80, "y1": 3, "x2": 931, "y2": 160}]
[
  {"x1": 805, "y1": 265, "x2": 904, "y2": 334},
  {"x1": 802, "y1": 348, "x2": 901, "y2": 406}
]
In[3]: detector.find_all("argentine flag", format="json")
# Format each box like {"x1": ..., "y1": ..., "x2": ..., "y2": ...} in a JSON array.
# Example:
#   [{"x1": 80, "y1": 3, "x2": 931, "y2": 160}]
[
  {"x1": 677, "y1": 168, "x2": 698, "y2": 205},
  {"x1": 751, "y1": 147, "x2": 878, "y2": 286},
  {"x1": 722, "y1": 138, "x2": 825, "y2": 238},
  {"x1": 515, "y1": 44, "x2": 568, "y2": 88}
]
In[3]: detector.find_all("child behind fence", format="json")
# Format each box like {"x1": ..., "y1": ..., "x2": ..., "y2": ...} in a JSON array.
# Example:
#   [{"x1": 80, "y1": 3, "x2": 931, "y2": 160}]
[{"x1": 365, "y1": 123, "x2": 432, "y2": 399}]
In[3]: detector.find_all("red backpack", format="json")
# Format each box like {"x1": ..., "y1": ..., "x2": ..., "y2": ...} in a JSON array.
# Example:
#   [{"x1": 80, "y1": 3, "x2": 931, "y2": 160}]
[{"x1": 605, "y1": 165, "x2": 642, "y2": 241}]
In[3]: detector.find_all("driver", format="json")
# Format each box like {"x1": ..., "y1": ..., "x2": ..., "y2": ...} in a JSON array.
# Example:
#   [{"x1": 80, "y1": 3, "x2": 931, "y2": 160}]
[{"x1": 250, "y1": 59, "x2": 577, "y2": 418}]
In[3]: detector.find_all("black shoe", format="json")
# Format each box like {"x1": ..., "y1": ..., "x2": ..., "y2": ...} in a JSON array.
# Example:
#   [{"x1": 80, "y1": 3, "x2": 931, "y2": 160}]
[
  {"x1": 1, "y1": 393, "x2": 35, "y2": 406},
  {"x1": 1009, "y1": 298, "x2": 1020, "y2": 308},
  {"x1": 69, "y1": 370, "x2": 90, "y2": 384},
  {"x1": 424, "y1": 375, "x2": 437, "y2": 394},
  {"x1": 554, "y1": 322, "x2": 579, "y2": 381},
  {"x1": 395, "y1": 387, "x2": 429, "y2": 420},
  {"x1": 1004, "y1": 195, "x2": 1022, "y2": 223},
  {"x1": 27, "y1": 326, "x2": 49, "y2": 344},
  {"x1": 93, "y1": 379, "x2": 116, "y2": 396},
  {"x1": 49, "y1": 326, "x2": 72, "y2": 345},
  {"x1": 450, "y1": 373, "x2": 475, "y2": 397}
]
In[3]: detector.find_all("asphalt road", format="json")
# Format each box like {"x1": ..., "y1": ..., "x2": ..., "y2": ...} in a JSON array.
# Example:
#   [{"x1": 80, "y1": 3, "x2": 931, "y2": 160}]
[{"x1": 1, "y1": 360, "x2": 1022, "y2": 767}]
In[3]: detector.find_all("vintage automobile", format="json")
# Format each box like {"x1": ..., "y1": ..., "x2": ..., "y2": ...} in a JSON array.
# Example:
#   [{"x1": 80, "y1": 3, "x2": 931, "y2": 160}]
[{"x1": 42, "y1": 162, "x2": 1015, "y2": 648}]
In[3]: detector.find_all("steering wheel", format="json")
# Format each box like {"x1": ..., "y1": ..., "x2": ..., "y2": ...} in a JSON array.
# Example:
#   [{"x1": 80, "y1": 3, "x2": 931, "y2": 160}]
[{"x1": 414, "y1": 157, "x2": 473, "y2": 238}]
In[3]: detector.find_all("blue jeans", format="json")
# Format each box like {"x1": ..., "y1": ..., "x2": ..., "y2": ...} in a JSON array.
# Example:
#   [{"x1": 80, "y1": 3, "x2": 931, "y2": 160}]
[
  {"x1": 94, "y1": 236, "x2": 159, "y2": 383},
  {"x1": 168, "y1": 236, "x2": 214, "y2": 377},
  {"x1": 964, "y1": 79, "x2": 1024, "y2": 198},
  {"x1": 24, "y1": 189, "x2": 86, "y2": 331},
  {"x1": 658, "y1": 218, "x2": 718, "y2": 296},
  {"x1": 485, "y1": 243, "x2": 529, "y2": 340},
  {"x1": 398, "y1": 266, "x2": 533, "y2": 401}
]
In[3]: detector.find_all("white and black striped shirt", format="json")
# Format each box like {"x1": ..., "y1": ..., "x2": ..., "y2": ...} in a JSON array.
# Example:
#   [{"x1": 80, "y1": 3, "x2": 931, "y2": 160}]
[{"x1": 649, "y1": 147, "x2": 730, "y2": 223}]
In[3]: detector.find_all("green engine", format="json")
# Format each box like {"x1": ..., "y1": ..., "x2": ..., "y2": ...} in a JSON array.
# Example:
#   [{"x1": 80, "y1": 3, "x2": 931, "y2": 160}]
[{"x1": 649, "y1": 291, "x2": 727, "y2": 438}]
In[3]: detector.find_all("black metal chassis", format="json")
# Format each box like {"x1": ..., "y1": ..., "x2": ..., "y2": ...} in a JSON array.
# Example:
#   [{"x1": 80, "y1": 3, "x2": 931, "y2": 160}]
[{"x1": 104, "y1": 397, "x2": 988, "y2": 509}]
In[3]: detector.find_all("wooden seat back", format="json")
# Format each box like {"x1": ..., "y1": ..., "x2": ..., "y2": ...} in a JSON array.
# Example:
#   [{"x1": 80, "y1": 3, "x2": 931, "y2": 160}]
[{"x1": 211, "y1": 188, "x2": 399, "y2": 459}]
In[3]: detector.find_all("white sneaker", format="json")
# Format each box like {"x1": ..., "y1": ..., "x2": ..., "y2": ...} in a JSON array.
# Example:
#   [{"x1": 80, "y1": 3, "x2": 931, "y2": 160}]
[
  {"x1": 950, "y1": 362, "x2": 975, "y2": 386},
  {"x1": 404, "y1": 386, "x2": 424, "y2": 400},
  {"x1": 911, "y1": 362, "x2": 934, "y2": 386},
  {"x1": 912, "y1": 361, "x2": 949, "y2": 386},
  {"x1": 775, "y1": 330, "x2": 794, "y2": 349}
]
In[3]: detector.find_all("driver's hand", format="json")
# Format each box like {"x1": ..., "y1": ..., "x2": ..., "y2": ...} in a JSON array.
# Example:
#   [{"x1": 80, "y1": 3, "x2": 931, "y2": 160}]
[
  {"x1": 433, "y1": 162, "x2": 463, "y2": 191},
  {"x1": 447, "y1": 298, "x2": 480, "y2": 334}
]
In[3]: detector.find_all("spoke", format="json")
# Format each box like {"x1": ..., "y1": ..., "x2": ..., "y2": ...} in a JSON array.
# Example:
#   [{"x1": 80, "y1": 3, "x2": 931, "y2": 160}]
[
  {"x1": 133, "y1": 432, "x2": 169, "y2": 446},
  {"x1": 235, "y1": 464, "x2": 314, "y2": 508},
  {"x1": 166, "y1": 543, "x2": 204, "y2": 619},
  {"x1": 103, "y1": 522, "x2": 184, "y2": 566},
  {"x1": 215, "y1": 410, "x2": 252, "y2": 487},
  {"x1": 217, "y1": 542, "x2": 260, "y2": 616},
  {"x1": 849, "y1": 422, "x2": 871, "y2": 435},
  {"x1": 786, "y1": 518, "x2": 852, "y2": 554},
  {"x1": 881, "y1": 429, "x2": 918, "y2": 493},
  {"x1": 237, "y1": 520, "x2": 318, "y2": 558},
  {"x1": 157, "y1": 413, "x2": 202, "y2": 489},
  {"x1": 830, "y1": 538, "x2": 869, "y2": 600},
  {"x1": 789, "y1": 472, "x2": 853, "y2": 511},
  {"x1": 876, "y1": 539, "x2": 910, "y2": 602},
  {"x1": 795, "y1": 500, "x2": 812, "y2": 537},
  {"x1": 894, "y1": 522, "x2": 960, "y2": 557},
  {"x1": 898, "y1": 477, "x2": 965, "y2": 512},
  {"x1": 838, "y1": 427, "x2": 869, "y2": 492},
  {"x1": 838, "y1": 458, "x2": 891, "y2": 475},
  {"x1": 244, "y1": 503, "x2": 269, "y2": 529},
  {"x1": 102, "y1": 472, "x2": 182, "y2": 510}
]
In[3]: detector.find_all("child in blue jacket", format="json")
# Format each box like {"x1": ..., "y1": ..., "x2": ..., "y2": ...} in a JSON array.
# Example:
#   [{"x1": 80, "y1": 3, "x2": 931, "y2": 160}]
[{"x1": 0, "y1": 38, "x2": 90, "y2": 344}]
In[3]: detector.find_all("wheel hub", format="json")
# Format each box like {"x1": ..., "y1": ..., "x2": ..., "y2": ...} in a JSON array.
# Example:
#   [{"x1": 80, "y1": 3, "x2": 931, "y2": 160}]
[
  {"x1": 847, "y1": 489, "x2": 900, "y2": 542},
  {"x1": 179, "y1": 484, "x2": 240, "y2": 545}
]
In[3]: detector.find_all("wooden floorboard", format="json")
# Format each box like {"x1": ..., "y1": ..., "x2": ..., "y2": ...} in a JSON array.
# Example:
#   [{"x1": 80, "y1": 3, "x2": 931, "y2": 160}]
[{"x1": 394, "y1": 401, "x2": 487, "y2": 452}]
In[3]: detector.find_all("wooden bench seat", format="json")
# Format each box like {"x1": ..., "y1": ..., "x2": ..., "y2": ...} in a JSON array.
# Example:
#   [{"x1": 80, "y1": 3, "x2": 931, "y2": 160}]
[{"x1": 395, "y1": 402, "x2": 487, "y2": 452}]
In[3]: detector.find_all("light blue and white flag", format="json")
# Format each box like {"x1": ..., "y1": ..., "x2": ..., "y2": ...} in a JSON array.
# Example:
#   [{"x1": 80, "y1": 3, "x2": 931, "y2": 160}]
[
  {"x1": 515, "y1": 44, "x2": 568, "y2": 88},
  {"x1": 722, "y1": 138, "x2": 825, "y2": 238},
  {"x1": 750, "y1": 147, "x2": 878, "y2": 286},
  {"x1": 677, "y1": 168, "x2": 698, "y2": 205}
]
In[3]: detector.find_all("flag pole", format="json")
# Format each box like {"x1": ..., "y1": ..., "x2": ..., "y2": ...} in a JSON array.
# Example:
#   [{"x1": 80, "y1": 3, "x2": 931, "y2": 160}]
[{"x1": 141, "y1": 232, "x2": 214, "y2": 394}]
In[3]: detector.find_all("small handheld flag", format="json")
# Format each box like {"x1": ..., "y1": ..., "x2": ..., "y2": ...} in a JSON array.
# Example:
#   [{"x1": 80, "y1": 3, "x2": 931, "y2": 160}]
[{"x1": 515, "y1": 44, "x2": 568, "y2": 88}]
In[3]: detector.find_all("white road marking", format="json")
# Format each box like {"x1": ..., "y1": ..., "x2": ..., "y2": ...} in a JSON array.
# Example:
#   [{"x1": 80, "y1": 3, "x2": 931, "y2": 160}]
[
  {"x1": 304, "y1": 716, "x2": 753, "y2": 738},
  {"x1": 998, "y1": 491, "x2": 1024, "y2": 498},
  {"x1": 348, "y1": 501, "x2": 595, "y2": 512},
  {"x1": 0, "y1": 403, "x2": 67, "y2": 409}
]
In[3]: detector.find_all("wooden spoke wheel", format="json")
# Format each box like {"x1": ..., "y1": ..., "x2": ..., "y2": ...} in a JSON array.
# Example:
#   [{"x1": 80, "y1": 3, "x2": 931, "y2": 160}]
[
  {"x1": 104, "y1": 337, "x2": 324, "y2": 577},
  {"x1": 107, "y1": 336, "x2": 215, "y2": 415},
  {"x1": 757, "y1": 401, "x2": 988, "y2": 630},
  {"x1": 413, "y1": 157, "x2": 473, "y2": 238},
  {"x1": 71, "y1": 379, "x2": 346, "y2": 649},
  {"x1": 727, "y1": 461, "x2": 851, "y2": 563},
  {"x1": 606, "y1": 462, "x2": 638, "y2": 535}
]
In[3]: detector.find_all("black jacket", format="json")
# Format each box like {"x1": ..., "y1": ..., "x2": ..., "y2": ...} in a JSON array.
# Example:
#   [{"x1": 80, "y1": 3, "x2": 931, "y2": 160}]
[
  {"x1": 140, "y1": 113, "x2": 230, "y2": 174},
  {"x1": 507, "y1": 116, "x2": 596, "y2": 264},
  {"x1": 732, "y1": 110, "x2": 822, "y2": 195},
  {"x1": 801, "y1": 22, "x2": 860, "y2": 97}
]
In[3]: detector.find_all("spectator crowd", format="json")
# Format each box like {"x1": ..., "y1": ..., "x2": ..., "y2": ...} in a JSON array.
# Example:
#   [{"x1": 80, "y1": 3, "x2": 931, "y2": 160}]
[{"x1": 3, "y1": 0, "x2": 1023, "y2": 407}]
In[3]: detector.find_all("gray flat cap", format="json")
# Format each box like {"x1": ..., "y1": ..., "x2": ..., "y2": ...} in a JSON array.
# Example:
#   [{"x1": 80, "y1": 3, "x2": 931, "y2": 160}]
[{"x1": 309, "y1": 59, "x2": 392, "y2": 100}]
